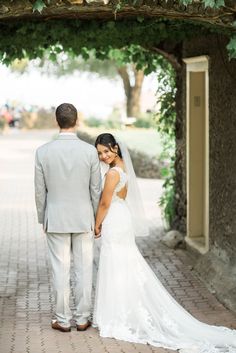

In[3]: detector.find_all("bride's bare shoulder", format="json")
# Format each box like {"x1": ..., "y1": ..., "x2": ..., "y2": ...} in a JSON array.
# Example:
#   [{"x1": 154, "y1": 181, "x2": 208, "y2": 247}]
[
  {"x1": 106, "y1": 168, "x2": 120, "y2": 179},
  {"x1": 104, "y1": 168, "x2": 120, "y2": 188}
]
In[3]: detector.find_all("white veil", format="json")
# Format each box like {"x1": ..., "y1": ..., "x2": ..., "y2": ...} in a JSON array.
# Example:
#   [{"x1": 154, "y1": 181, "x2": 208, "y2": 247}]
[{"x1": 116, "y1": 137, "x2": 149, "y2": 237}]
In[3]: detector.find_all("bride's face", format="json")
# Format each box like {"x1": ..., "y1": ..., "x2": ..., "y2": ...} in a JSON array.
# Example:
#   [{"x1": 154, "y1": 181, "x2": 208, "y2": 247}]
[{"x1": 96, "y1": 144, "x2": 117, "y2": 165}]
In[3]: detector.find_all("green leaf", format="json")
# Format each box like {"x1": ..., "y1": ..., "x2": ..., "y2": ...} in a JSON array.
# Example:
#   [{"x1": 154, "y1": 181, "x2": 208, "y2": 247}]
[
  {"x1": 136, "y1": 16, "x2": 144, "y2": 23},
  {"x1": 49, "y1": 52, "x2": 57, "y2": 62},
  {"x1": 181, "y1": 0, "x2": 225, "y2": 7},
  {"x1": 161, "y1": 168, "x2": 169, "y2": 178},
  {"x1": 32, "y1": 0, "x2": 47, "y2": 13},
  {"x1": 215, "y1": 0, "x2": 225, "y2": 7},
  {"x1": 179, "y1": 0, "x2": 191, "y2": 5},
  {"x1": 204, "y1": 0, "x2": 225, "y2": 8},
  {"x1": 227, "y1": 36, "x2": 236, "y2": 59},
  {"x1": 204, "y1": 0, "x2": 215, "y2": 7}
]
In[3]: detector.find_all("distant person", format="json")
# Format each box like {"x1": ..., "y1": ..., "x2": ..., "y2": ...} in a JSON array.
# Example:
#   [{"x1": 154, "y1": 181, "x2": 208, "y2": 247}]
[
  {"x1": 34, "y1": 103, "x2": 101, "y2": 332},
  {"x1": 2, "y1": 105, "x2": 13, "y2": 127}
]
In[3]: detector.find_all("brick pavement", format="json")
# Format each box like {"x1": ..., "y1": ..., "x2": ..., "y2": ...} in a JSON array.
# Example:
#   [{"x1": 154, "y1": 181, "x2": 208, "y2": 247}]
[{"x1": 0, "y1": 129, "x2": 236, "y2": 353}]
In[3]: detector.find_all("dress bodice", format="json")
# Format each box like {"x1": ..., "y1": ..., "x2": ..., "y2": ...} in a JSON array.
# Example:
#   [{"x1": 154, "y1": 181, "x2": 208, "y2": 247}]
[{"x1": 103, "y1": 166, "x2": 128, "y2": 202}]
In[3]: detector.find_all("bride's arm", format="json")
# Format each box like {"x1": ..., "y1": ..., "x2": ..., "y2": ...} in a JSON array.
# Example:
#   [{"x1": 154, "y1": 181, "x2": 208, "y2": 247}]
[{"x1": 95, "y1": 169, "x2": 120, "y2": 237}]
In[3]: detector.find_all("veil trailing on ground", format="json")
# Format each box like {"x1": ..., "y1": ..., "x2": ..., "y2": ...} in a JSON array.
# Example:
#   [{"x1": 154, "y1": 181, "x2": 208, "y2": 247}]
[{"x1": 116, "y1": 137, "x2": 149, "y2": 237}]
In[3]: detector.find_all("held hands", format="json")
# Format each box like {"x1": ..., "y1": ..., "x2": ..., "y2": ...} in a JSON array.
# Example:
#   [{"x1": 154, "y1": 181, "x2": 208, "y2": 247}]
[{"x1": 95, "y1": 224, "x2": 102, "y2": 239}]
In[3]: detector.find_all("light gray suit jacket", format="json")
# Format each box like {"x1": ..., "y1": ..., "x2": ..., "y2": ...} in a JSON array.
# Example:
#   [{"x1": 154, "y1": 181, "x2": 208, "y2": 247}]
[{"x1": 34, "y1": 134, "x2": 102, "y2": 233}]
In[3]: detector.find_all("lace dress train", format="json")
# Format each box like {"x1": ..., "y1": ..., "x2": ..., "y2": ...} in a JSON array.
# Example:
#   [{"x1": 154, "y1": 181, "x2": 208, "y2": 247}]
[{"x1": 93, "y1": 167, "x2": 236, "y2": 353}]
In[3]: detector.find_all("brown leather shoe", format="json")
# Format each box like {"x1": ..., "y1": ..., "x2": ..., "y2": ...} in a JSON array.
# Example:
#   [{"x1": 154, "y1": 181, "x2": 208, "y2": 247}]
[
  {"x1": 76, "y1": 321, "x2": 91, "y2": 331},
  {"x1": 51, "y1": 320, "x2": 71, "y2": 332}
]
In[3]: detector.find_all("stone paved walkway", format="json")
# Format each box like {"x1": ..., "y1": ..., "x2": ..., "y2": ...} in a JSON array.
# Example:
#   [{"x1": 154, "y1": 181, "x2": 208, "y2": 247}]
[{"x1": 0, "y1": 129, "x2": 236, "y2": 353}]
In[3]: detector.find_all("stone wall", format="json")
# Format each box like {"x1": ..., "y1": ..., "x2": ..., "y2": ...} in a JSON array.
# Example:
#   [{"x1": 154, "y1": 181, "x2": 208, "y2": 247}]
[{"x1": 179, "y1": 34, "x2": 236, "y2": 311}]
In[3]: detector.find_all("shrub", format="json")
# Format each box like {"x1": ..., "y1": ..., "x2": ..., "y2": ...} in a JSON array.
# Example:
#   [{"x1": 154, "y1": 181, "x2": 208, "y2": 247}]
[
  {"x1": 85, "y1": 117, "x2": 103, "y2": 128},
  {"x1": 134, "y1": 112, "x2": 156, "y2": 129},
  {"x1": 84, "y1": 117, "x2": 121, "y2": 129}
]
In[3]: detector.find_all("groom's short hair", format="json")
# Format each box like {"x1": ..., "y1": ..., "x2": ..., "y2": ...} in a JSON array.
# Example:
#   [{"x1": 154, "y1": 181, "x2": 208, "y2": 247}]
[{"x1": 55, "y1": 103, "x2": 78, "y2": 128}]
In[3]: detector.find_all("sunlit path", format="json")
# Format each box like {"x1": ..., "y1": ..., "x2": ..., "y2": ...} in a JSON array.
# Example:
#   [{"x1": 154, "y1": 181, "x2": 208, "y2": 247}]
[{"x1": 0, "y1": 129, "x2": 235, "y2": 353}]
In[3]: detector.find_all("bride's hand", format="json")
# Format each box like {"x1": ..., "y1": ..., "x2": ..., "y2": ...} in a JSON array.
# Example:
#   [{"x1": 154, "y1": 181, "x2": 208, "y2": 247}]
[{"x1": 95, "y1": 225, "x2": 102, "y2": 238}]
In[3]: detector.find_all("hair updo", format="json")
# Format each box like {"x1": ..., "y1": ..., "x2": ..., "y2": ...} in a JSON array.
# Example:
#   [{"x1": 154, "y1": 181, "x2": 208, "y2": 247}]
[{"x1": 95, "y1": 133, "x2": 122, "y2": 158}]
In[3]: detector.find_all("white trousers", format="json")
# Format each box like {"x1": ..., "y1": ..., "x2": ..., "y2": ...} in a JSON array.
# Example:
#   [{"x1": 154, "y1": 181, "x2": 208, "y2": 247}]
[{"x1": 47, "y1": 232, "x2": 94, "y2": 327}]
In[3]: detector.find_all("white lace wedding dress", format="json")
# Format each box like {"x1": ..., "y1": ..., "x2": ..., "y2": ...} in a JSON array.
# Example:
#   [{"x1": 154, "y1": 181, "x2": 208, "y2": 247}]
[{"x1": 93, "y1": 166, "x2": 236, "y2": 353}]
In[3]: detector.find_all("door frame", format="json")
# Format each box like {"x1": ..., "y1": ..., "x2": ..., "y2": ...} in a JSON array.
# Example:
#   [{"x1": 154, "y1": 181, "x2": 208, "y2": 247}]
[{"x1": 183, "y1": 56, "x2": 209, "y2": 254}]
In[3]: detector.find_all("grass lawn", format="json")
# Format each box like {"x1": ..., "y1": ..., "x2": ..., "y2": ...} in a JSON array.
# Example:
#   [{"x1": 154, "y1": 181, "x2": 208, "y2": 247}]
[{"x1": 80, "y1": 126, "x2": 163, "y2": 157}]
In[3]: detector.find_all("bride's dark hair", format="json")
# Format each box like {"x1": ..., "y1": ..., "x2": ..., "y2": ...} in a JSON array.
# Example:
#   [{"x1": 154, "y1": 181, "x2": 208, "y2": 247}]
[{"x1": 95, "y1": 133, "x2": 122, "y2": 158}]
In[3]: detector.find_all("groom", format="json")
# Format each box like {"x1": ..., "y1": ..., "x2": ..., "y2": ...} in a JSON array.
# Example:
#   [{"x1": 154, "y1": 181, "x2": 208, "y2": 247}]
[{"x1": 34, "y1": 103, "x2": 101, "y2": 332}]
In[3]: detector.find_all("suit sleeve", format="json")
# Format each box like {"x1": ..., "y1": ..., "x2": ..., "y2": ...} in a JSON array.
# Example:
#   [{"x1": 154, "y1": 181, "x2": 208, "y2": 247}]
[
  {"x1": 90, "y1": 149, "x2": 102, "y2": 216},
  {"x1": 34, "y1": 150, "x2": 47, "y2": 224}
]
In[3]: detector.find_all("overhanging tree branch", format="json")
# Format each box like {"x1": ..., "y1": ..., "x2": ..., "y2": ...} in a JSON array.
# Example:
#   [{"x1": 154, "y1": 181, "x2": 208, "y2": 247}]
[
  {"x1": 0, "y1": 0, "x2": 236, "y2": 31},
  {"x1": 150, "y1": 47, "x2": 182, "y2": 71}
]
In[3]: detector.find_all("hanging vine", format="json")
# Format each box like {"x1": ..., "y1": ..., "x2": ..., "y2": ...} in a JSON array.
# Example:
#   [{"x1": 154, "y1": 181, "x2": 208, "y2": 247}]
[{"x1": 155, "y1": 63, "x2": 176, "y2": 228}]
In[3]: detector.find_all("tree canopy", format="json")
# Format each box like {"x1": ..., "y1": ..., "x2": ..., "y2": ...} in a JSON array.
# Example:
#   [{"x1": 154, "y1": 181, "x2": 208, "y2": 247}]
[
  {"x1": 0, "y1": 18, "x2": 229, "y2": 66},
  {"x1": 0, "y1": 0, "x2": 235, "y2": 65}
]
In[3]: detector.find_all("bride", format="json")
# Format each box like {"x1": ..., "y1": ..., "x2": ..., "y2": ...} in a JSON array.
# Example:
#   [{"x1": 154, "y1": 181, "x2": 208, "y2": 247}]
[{"x1": 92, "y1": 133, "x2": 236, "y2": 353}]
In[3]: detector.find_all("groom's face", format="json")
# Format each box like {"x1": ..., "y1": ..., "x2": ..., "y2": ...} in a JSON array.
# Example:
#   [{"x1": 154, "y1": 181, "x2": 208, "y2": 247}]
[{"x1": 97, "y1": 144, "x2": 117, "y2": 165}]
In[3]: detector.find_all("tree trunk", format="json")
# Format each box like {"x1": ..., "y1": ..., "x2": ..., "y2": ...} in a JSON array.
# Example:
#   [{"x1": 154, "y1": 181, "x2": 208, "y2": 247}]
[{"x1": 117, "y1": 65, "x2": 144, "y2": 118}]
